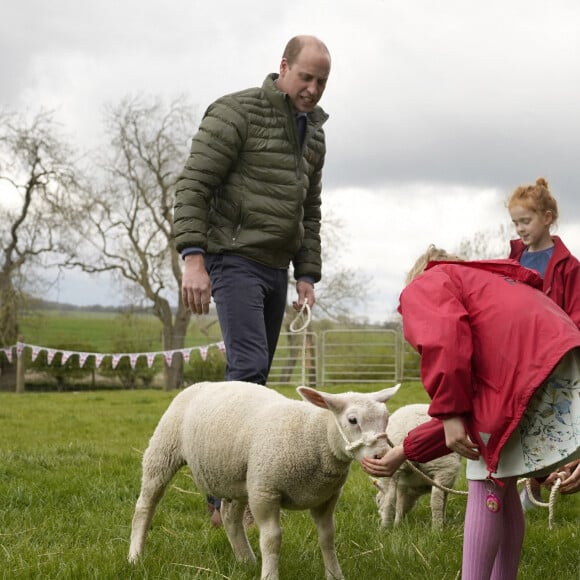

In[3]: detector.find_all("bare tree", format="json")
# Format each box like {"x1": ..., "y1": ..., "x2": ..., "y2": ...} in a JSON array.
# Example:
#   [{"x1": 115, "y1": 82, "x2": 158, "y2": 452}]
[
  {"x1": 456, "y1": 222, "x2": 512, "y2": 260},
  {"x1": 280, "y1": 209, "x2": 372, "y2": 383},
  {"x1": 0, "y1": 109, "x2": 77, "y2": 388},
  {"x1": 285, "y1": 207, "x2": 371, "y2": 326},
  {"x1": 65, "y1": 96, "x2": 196, "y2": 391},
  {"x1": 314, "y1": 208, "x2": 372, "y2": 320}
]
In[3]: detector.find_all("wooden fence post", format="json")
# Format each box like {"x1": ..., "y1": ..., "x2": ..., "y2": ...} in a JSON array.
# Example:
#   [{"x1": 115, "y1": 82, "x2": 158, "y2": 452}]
[{"x1": 16, "y1": 336, "x2": 25, "y2": 393}]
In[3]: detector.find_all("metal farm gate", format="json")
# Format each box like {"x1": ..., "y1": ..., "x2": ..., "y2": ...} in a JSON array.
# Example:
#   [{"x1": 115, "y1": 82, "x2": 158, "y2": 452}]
[
  {"x1": 320, "y1": 328, "x2": 400, "y2": 386},
  {"x1": 268, "y1": 328, "x2": 419, "y2": 387}
]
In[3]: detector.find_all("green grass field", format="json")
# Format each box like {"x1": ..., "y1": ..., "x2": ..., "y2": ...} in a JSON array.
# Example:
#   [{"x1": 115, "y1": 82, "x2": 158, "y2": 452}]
[
  {"x1": 19, "y1": 310, "x2": 223, "y2": 352},
  {"x1": 1, "y1": 382, "x2": 578, "y2": 579}
]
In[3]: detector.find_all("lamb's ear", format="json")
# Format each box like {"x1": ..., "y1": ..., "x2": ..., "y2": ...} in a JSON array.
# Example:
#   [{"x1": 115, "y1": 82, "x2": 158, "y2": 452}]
[
  {"x1": 297, "y1": 386, "x2": 345, "y2": 411},
  {"x1": 372, "y1": 383, "x2": 401, "y2": 403}
]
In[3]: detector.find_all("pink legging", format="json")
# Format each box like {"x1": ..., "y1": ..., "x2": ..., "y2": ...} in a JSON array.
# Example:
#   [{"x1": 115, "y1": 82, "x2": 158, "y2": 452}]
[{"x1": 462, "y1": 477, "x2": 525, "y2": 580}]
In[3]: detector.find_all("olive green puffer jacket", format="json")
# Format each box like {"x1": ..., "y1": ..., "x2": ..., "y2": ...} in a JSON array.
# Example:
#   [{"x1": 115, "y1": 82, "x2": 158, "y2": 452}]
[{"x1": 173, "y1": 73, "x2": 328, "y2": 282}]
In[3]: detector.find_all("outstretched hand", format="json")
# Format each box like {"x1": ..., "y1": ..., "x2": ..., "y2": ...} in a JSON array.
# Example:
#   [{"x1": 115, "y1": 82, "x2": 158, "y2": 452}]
[{"x1": 360, "y1": 445, "x2": 407, "y2": 478}]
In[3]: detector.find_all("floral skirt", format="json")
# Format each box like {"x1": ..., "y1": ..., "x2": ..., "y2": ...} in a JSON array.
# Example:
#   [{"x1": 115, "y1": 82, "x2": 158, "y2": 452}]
[{"x1": 467, "y1": 348, "x2": 580, "y2": 480}]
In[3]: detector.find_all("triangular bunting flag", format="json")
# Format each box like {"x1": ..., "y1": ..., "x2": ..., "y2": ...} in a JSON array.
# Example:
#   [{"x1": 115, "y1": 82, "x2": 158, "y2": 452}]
[
  {"x1": 2, "y1": 348, "x2": 12, "y2": 364},
  {"x1": 146, "y1": 352, "x2": 156, "y2": 368},
  {"x1": 78, "y1": 353, "x2": 90, "y2": 367}
]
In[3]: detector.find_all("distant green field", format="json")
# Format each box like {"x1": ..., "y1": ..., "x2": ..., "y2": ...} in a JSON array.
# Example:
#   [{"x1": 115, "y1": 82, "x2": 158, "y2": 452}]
[{"x1": 19, "y1": 310, "x2": 223, "y2": 352}]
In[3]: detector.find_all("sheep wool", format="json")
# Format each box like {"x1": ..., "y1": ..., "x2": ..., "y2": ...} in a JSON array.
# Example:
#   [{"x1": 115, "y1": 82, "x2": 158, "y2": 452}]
[
  {"x1": 128, "y1": 380, "x2": 400, "y2": 580},
  {"x1": 374, "y1": 403, "x2": 462, "y2": 529}
]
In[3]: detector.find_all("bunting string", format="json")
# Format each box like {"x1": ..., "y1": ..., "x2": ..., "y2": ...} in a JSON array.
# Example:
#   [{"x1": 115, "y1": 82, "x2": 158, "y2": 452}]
[{"x1": 0, "y1": 341, "x2": 226, "y2": 369}]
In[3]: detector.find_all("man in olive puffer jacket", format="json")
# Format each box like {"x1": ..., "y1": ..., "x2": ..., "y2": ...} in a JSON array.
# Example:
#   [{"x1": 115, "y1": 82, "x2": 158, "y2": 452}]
[{"x1": 174, "y1": 35, "x2": 331, "y2": 387}]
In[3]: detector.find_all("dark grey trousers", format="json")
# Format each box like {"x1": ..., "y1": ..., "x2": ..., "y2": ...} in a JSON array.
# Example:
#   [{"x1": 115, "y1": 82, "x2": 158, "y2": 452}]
[{"x1": 205, "y1": 253, "x2": 288, "y2": 385}]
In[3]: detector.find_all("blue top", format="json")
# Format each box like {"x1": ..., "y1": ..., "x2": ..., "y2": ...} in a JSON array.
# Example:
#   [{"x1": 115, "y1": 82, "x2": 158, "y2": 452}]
[{"x1": 519, "y1": 246, "x2": 554, "y2": 277}]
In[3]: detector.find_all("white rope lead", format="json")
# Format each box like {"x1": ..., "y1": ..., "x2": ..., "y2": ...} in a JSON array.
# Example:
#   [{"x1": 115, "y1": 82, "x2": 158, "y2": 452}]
[
  {"x1": 289, "y1": 300, "x2": 311, "y2": 333},
  {"x1": 289, "y1": 300, "x2": 311, "y2": 386},
  {"x1": 384, "y1": 435, "x2": 468, "y2": 496},
  {"x1": 519, "y1": 475, "x2": 564, "y2": 530}
]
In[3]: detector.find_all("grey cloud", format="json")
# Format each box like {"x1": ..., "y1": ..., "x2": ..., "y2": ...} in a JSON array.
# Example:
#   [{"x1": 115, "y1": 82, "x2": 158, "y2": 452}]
[{"x1": 3, "y1": 0, "x2": 580, "y2": 316}]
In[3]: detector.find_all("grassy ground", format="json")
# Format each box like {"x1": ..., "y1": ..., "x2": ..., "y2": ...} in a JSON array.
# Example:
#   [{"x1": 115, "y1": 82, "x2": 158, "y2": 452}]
[
  {"x1": 19, "y1": 310, "x2": 222, "y2": 352},
  {"x1": 0, "y1": 383, "x2": 578, "y2": 579}
]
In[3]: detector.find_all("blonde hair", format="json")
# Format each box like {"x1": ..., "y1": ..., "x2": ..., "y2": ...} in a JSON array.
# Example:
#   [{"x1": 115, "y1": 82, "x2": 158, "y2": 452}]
[
  {"x1": 506, "y1": 177, "x2": 559, "y2": 224},
  {"x1": 405, "y1": 245, "x2": 464, "y2": 285}
]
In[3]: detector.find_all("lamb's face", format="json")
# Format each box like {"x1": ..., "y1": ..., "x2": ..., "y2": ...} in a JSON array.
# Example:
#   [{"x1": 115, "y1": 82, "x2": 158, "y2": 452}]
[
  {"x1": 337, "y1": 399, "x2": 391, "y2": 462},
  {"x1": 296, "y1": 384, "x2": 400, "y2": 461}
]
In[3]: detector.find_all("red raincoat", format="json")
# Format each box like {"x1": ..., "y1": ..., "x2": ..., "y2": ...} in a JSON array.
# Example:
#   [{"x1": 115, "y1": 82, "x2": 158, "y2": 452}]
[
  {"x1": 399, "y1": 259, "x2": 580, "y2": 475},
  {"x1": 509, "y1": 235, "x2": 580, "y2": 329}
]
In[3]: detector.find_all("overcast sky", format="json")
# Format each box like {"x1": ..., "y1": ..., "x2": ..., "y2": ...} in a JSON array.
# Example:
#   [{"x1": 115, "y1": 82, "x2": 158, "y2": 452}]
[{"x1": 2, "y1": 0, "x2": 579, "y2": 322}]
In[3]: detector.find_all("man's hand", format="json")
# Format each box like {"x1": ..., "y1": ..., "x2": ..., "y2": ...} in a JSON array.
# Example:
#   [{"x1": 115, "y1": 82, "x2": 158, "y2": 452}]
[
  {"x1": 293, "y1": 280, "x2": 316, "y2": 311},
  {"x1": 360, "y1": 445, "x2": 407, "y2": 478},
  {"x1": 181, "y1": 254, "x2": 212, "y2": 315},
  {"x1": 442, "y1": 416, "x2": 479, "y2": 460}
]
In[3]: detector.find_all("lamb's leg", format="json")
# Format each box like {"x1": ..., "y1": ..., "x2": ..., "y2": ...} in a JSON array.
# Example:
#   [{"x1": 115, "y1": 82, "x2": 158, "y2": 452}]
[
  {"x1": 310, "y1": 494, "x2": 344, "y2": 580},
  {"x1": 221, "y1": 499, "x2": 256, "y2": 563},
  {"x1": 249, "y1": 496, "x2": 283, "y2": 580},
  {"x1": 379, "y1": 477, "x2": 397, "y2": 527},
  {"x1": 128, "y1": 436, "x2": 185, "y2": 563},
  {"x1": 430, "y1": 487, "x2": 447, "y2": 530},
  {"x1": 395, "y1": 486, "x2": 421, "y2": 525}
]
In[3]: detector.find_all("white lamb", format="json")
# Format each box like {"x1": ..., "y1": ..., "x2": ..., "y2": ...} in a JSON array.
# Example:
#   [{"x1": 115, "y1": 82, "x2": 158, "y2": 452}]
[
  {"x1": 128, "y1": 380, "x2": 400, "y2": 580},
  {"x1": 374, "y1": 403, "x2": 461, "y2": 530}
]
